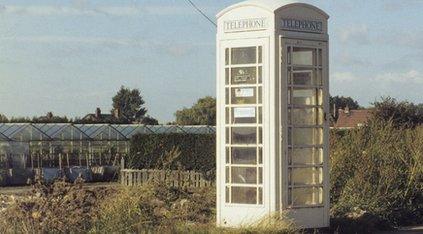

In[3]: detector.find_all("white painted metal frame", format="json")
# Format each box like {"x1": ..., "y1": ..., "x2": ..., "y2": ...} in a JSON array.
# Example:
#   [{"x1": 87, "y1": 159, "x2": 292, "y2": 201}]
[{"x1": 217, "y1": 37, "x2": 271, "y2": 225}]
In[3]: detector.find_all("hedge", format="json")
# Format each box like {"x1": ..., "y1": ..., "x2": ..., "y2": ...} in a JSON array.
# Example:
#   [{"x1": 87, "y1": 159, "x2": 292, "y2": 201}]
[
  {"x1": 0, "y1": 169, "x2": 7, "y2": 186},
  {"x1": 126, "y1": 133, "x2": 215, "y2": 178}
]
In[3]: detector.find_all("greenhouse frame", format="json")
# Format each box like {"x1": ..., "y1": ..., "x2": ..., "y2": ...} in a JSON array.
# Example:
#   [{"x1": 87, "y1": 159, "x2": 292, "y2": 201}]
[{"x1": 0, "y1": 123, "x2": 216, "y2": 170}]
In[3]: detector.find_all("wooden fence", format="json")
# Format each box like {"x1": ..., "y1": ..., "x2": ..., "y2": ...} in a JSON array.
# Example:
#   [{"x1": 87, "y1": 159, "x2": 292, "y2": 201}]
[
  {"x1": 120, "y1": 156, "x2": 213, "y2": 188},
  {"x1": 120, "y1": 169, "x2": 214, "y2": 188}
]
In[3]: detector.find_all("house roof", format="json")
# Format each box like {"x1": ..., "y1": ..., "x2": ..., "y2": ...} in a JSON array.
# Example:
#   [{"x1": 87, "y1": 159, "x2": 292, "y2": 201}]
[{"x1": 334, "y1": 109, "x2": 372, "y2": 129}]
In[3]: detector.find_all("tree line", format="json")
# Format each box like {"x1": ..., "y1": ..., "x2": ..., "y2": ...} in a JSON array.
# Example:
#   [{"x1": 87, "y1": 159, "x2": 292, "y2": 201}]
[
  {"x1": 1, "y1": 87, "x2": 422, "y2": 127},
  {"x1": 0, "y1": 86, "x2": 158, "y2": 125}
]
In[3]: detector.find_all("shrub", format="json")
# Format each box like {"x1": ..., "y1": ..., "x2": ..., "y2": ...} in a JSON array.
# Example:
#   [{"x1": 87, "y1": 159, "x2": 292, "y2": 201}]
[
  {"x1": 0, "y1": 180, "x2": 115, "y2": 233},
  {"x1": 372, "y1": 97, "x2": 423, "y2": 128},
  {"x1": 0, "y1": 169, "x2": 7, "y2": 186},
  {"x1": 91, "y1": 182, "x2": 215, "y2": 233},
  {"x1": 127, "y1": 133, "x2": 215, "y2": 178},
  {"x1": 330, "y1": 119, "x2": 423, "y2": 229}
]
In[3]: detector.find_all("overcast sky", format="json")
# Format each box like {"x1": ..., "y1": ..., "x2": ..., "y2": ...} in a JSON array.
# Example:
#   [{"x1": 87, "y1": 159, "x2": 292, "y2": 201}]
[{"x1": 0, "y1": 0, "x2": 422, "y2": 123}]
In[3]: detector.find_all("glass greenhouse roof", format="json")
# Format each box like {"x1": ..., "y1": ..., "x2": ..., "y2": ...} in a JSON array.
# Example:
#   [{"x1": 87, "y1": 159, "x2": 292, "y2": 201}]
[{"x1": 0, "y1": 123, "x2": 215, "y2": 142}]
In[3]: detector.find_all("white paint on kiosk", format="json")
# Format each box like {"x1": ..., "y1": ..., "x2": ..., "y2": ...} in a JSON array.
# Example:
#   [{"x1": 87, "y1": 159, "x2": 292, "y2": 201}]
[{"x1": 216, "y1": 0, "x2": 330, "y2": 229}]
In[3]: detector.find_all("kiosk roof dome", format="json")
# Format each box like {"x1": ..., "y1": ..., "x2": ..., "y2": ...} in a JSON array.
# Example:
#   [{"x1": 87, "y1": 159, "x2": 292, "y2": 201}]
[{"x1": 217, "y1": 0, "x2": 329, "y2": 19}]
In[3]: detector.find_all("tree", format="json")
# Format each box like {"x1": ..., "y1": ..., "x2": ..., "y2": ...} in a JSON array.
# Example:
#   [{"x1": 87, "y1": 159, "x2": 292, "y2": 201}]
[
  {"x1": 8, "y1": 117, "x2": 31, "y2": 123},
  {"x1": 139, "y1": 115, "x2": 159, "y2": 125},
  {"x1": 175, "y1": 96, "x2": 216, "y2": 125},
  {"x1": 0, "y1": 114, "x2": 8, "y2": 123},
  {"x1": 330, "y1": 95, "x2": 361, "y2": 111},
  {"x1": 112, "y1": 86, "x2": 147, "y2": 122},
  {"x1": 330, "y1": 95, "x2": 362, "y2": 122},
  {"x1": 371, "y1": 97, "x2": 423, "y2": 128}
]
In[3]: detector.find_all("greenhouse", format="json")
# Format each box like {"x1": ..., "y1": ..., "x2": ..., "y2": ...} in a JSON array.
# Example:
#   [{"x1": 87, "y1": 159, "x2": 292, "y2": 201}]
[{"x1": 0, "y1": 123, "x2": 215, "y2": 170}]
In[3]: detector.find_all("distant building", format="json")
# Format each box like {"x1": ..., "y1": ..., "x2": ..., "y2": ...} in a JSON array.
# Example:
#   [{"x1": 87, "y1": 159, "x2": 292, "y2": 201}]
[
  {"x1": 333, "y1": 107, "x2": 372, "y2": 129},
  {"x1": 82, "y1": 108, "x2": 129, "y2": 123}
]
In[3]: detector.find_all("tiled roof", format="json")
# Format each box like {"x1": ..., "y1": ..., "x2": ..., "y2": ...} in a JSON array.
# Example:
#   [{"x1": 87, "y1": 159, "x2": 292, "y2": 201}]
[{"x1": 334, "y1": 109, "x2": 372, "y2": 129}]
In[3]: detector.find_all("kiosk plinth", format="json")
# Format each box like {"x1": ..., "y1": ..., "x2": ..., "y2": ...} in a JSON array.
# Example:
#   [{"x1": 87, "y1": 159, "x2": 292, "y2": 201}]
[{"x1": 216, "y1": 1, "x2": 330, "y2": 228}]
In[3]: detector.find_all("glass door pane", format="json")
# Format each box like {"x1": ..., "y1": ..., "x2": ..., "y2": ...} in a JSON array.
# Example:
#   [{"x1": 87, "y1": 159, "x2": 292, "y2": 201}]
[
  {"x1": 225, "y1": 45, "x2": 264, "y2": 205},
  {"x1": 285, "y1": 43, "x2": 325, "y2": 208}
]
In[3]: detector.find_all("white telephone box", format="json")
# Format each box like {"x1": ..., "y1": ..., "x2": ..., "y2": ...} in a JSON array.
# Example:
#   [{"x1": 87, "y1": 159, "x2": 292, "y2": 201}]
[{"x1": 216, "y1": 1, "x2": 330, "y2": 228}]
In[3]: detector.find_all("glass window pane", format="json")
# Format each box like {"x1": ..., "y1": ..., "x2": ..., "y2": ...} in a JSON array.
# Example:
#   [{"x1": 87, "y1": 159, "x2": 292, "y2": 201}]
[
  {"x1": 226, "y1": 186, "x2": 230, "y2": 203},
  {"x1": 258, "y1": 107, "x2": 262, "y2": 124},
  {"x1": 231, "y1": 88, "x2": 256, "y2": 105},
  {"x1": 258, "y1": 46, "x2": 262, "y2": 63},
  {"x1": 289, "y1": 167, "x2": 323, "y2": 185},
  {"x1": 231, "y1": 187, "x2": 257, "y2": 204},
  {"x1": 289, "y1": 187, "x2": 323, "y2": 206},
  {"x1": 314, "y1": 68, "x2": 322, "y2": 86},
  {"x1": 292, "y1": 70, "x2": 312, "y2": 85},
  {"x1": 232, "y1": 107, "x2": 256, "y2": 124},
  {"x1": 231, "y1": 47, "x2": 256, "y2": 65},
  {"x1": 292, "y1": 47, "x2": 314, "y2": 66},
  {"x1": 225, "y1": 127, "x2": 230, "y2": 144},
  {"x1": 226, "y1": 147, "x2": 230, "y2": 164},
  {"x1": 287, "y1": 47, "x2": 291, "y2": 65},
  {"x1": 258, "y1": 187, "x2": 263, "y2": 204},
  {"x1": 287, "y1": 89, "x2": 291, "y2": 105},
  {"x1": 225, "y1": 107, "x2": 230, "y2": 124},
  {"x1": 231, "y1": 167, "x2": 257, "y2": 184},
  {"x1": 290, "y1": 127, "x2": 323, "y2": 146},
  {"x1": 258, "y1": 167, "x2": 263, "y2": 184},
  {"x1": 289, "y1": 108, "x2": 323, "y2": 125},
  {"x1": 231, "y1": 127, "x2": 257, "y2": 144},
  {"x1": 231, "y1": 147, "x2": 256, "y2": 164},
  {"x1": 318, "y1": 89, "x2": 323, "y2": 106},
  {"x1": 292, "y1": 88, "x2": 317, "y2": 105},
  {"x1": 225, "y1": 88, "x2": 229, "y2": 105},
  {"x1": 258, "y1": 127, "x2": 262, "y2": 144},
  {"x1": 225, "y1": 108, "x2": 230, "y2": 125},
  {"x1": 225, "y1": 68, "x2": 229, "y2": 85},
  {"x1": 226, "y1": 166, "x2": 230, "y2": 183},
  {"x1": 225, "y1": 48, "x2": 229, "y2": 65},
  {"x1": 231, "y1": 67, "x2": 256, "y2": 85},
  {"x1": 258, "y1": 66, "x2": 262, "y2": 84},
  {"x1": 289, "y1": 147, "x2": 323, "y2": 165},
  {"x1": 258, "y1": 87, "x2": 262, "y2": 104},
  {"x1": 258, "y1": 147, "x2": 263, "y2": 164}
]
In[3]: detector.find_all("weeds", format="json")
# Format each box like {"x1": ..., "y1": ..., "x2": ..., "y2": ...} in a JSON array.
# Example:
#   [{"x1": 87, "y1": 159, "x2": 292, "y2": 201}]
[
  {"x1": 0, "y1": 179, "x2": 115, "y2": 233},
  {"x1": 91, "y1": 182, "x2": 215, "y2": 233},
  {"x1": 330, "y1": 120, "x2": 423, "y2": 231}
]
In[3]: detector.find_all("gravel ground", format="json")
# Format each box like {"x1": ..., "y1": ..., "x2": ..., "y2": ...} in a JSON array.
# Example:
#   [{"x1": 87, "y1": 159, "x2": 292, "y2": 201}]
[{"x1": 0, "y1": 194, "x2": 18, "y2": 213}]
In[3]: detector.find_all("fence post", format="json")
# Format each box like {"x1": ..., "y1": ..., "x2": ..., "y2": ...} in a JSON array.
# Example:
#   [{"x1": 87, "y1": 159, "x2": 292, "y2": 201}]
[
  {"x1": 121, "y1": 157, "x2": 124, "y2": 170},
  {"x1": 120, "y1": 157, "x2": 125, "y2": 184}
]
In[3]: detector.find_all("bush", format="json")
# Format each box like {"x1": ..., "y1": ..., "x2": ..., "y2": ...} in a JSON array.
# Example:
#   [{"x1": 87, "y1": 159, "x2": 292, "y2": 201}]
[
  {"x1": 0, "y1": 169, "x2": 7, "y2": 186},
  {"x1": 372, "y1": 97, "x2": 423, "y2": 128},
  {"x1": 127, "y1": 133, "x2": 215, "y2": 178},
  {"x1": 91, "y1": 182, "x2": 215, "y2": 233},
  {"x1": 0, "y1": 180, "x2": 115, "y2": 233},
  {"x1": 330, "y1": 119, "x2": 423, "y2": 229}
]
